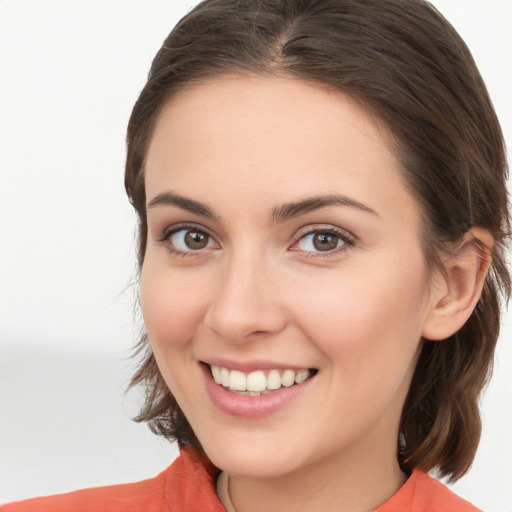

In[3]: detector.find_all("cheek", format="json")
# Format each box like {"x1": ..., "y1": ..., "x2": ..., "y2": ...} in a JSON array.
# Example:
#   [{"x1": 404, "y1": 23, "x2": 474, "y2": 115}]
[
  {"x1": 139, "y1": 263, "x2": 210, "y2": 351},
  {"x1": 291, "y1": 258, "x2": 430, "y2": 373}
]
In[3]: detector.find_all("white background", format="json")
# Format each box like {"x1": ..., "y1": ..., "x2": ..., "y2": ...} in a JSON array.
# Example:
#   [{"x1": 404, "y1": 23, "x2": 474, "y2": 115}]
[{"x1": 0, "y1": 1, "x2": 510, "y2": 510}]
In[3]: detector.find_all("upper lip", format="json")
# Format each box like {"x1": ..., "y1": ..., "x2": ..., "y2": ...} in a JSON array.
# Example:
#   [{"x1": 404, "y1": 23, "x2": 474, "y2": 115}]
[{"x1": 201, "y1": 358, "x2": 314, "y2": 373}]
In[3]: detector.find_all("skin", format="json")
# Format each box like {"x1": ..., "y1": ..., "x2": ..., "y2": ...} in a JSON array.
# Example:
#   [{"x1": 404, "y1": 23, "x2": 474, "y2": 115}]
[{"x1": 140, "y1": 75, "x2": 480, "y2": 512}]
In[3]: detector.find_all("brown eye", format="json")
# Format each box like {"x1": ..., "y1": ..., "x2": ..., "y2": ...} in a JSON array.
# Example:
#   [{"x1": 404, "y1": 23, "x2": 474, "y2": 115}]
[
  {"x1": 293, "y1": 228, "x2": 354, "y2": 255},
  {"x1": 312, "y1": 232, "x2": 339, "y2": 251},
  {"x1": 184, "y1": 230, "x2": 209, "y2": 249},
  {"x1": 166, "y1": 227, "x2": 216, "y2": 253}
]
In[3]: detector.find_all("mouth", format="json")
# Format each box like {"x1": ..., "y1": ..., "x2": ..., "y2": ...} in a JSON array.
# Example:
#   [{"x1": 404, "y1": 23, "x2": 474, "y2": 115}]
[{"x1": 206, "y1": 364, "x2": 318, "y2": 396}]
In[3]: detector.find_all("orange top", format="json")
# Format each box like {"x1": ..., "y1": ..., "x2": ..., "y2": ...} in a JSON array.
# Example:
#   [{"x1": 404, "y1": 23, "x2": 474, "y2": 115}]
[{"x1": 2, "y1": 448, "x2": 481, "y2": 512}]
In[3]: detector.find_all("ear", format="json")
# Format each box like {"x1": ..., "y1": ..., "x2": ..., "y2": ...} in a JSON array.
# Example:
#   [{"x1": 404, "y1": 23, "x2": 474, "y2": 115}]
[{"x1": 421, "y1": 227, "x2": 493, "y2": 341}]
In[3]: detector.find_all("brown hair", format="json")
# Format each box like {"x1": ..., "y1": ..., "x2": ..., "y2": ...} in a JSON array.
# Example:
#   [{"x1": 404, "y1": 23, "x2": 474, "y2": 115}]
[{"x1": 125, "y1": 0, "x2": 510, "y2": 481}]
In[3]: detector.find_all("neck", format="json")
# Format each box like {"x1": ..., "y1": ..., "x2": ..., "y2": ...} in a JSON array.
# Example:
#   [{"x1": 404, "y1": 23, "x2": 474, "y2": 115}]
[{"x1": 227, "y1": 437, "x2": 406, "y2": 512}]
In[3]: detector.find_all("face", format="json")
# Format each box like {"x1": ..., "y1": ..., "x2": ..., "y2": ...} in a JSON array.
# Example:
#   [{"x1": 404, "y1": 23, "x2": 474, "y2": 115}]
[{"x1": 141, "y1": 76, "x2": 437, "y2": 479}]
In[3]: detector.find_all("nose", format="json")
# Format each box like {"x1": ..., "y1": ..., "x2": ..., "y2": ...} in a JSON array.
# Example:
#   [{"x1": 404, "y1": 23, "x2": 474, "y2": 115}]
[{"x1": 203, "y1": 250, "x2": 287, "y2": 343}]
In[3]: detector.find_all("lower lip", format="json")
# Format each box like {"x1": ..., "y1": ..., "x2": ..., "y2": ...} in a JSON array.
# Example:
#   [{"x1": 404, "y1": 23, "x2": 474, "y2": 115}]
[{"x1": 201, "y1": 364, "x2": 315, "y2": 418}]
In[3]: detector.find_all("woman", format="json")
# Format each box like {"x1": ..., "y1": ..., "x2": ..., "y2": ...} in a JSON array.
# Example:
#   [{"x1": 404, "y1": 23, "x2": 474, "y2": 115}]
[{"x1": 3, "y1": 0, "x2": 509, "y2": 510}]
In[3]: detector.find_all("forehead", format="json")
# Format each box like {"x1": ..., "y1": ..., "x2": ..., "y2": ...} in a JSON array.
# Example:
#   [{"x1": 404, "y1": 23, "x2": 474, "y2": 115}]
[
  {"x1": 148, "y1": 74, "x2": 394, "y2": 162},
  {"x1": 144, "y1": 75, "x2": 417, "y2": 224}
]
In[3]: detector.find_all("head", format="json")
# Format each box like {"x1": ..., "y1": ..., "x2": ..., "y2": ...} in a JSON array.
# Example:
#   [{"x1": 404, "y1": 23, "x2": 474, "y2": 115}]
[{"x1": 125, "y1": 0, "x2": 510, "y2": 481}]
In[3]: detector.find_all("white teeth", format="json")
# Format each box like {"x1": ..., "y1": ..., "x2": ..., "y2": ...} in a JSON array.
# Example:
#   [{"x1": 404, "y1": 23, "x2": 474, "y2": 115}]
[
  {"x1": 229, "y1": 370, "x2": 247, "y2": 391},
  {"x1": 295, "y1": 369, "x2": 309, "y2": 384},
  {"x1": 267, "y1": 369, "x2": 282, "y2": 390},
  {"x1": 281, "y1": 369, "x2": 295, "y2": 387},
  {"x1": 209, "y1": 365, "x2": 312, "y2": 393},
  {"x1": 211, "y1": 365, "x2": 222, "y2": 384},
  {"x1": 246, "y1": 370, "x2": 267, "y2": 392},
  {"x1": 220, "y1": 367, "x2": 230, "y2": 387}
]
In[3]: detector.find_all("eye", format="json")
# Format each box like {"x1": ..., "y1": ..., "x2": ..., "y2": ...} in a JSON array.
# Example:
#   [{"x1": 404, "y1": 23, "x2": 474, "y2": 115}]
[
  {"x1": 159, "y1": 225, "x2": 218, "y2": 255},
  {"x1": 291, "y1": 227, "x2": 355, "y2": 255}
]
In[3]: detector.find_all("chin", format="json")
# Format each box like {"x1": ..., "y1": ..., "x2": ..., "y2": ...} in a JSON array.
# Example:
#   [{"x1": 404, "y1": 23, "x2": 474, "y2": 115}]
[{"x1": 200, "y1": 433, "x2": 305, "y2": 478}]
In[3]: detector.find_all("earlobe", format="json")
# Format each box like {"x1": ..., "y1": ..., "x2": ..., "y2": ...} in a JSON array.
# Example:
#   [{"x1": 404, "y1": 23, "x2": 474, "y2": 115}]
[{"x1": 421, "y1": 227, "x2": 493, "y2": 341}]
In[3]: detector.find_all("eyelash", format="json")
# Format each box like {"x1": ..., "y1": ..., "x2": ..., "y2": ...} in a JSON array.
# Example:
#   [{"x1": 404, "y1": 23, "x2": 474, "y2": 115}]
[
  {"x1": 157, "y1": 223, "x2": 356, "y2": 258},
  {"x1": 290, "y1": 225, "x2": 356, "y2": 257},
  {"x1": 157, "y1": 223, "x2": 218, "y2": 257}
]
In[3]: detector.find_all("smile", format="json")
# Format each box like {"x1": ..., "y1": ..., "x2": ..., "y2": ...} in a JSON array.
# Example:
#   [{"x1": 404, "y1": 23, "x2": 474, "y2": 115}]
[
  {"x1": 201, "y1": 362, "x2": 318, "y2": 417},
  {"x1": 209, "y1": 365, "x2": 315, "y2": 396}
]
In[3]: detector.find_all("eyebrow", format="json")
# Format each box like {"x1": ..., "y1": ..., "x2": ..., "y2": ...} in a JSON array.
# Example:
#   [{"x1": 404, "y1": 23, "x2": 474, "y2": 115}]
[
  {"x1": 147, "y1": 192, "x2": 217, "y2": 218},
  {"x1": 270, "y1": 194, "x2": 379, "y2": 223},
  {"x1": 146, "y1": 191, "x2": 378, "y2": 222}
]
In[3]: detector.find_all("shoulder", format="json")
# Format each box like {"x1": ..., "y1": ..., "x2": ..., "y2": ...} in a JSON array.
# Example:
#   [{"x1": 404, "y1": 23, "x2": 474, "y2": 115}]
[
  {"x1": 1, "y1": 447, "x2": 223, "y2": 512},
  {"x1": 376, "y1": 469, "x2": 482, "y2": 512},
  {"x1": 1, "y1": 468, "x2": 170, "y2": 512}
]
